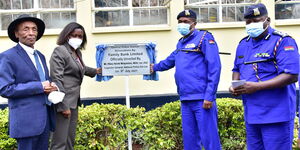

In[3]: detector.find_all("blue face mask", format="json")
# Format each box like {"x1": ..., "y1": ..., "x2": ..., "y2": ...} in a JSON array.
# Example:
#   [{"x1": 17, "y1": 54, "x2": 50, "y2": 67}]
[
  {"x1": 245, "y1": 19, "x2": 268, "y2": 38},
  {"x1": 177, "y1": 23, "x2": 191, "y2": 36}
]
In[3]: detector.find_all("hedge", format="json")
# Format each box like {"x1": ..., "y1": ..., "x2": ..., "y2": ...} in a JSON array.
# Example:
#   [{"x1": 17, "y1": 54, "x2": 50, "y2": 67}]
[
  {"x1": 0, "y1": 108, "x2": 16, "y2": 150},
  {"x1": 75, "y1": 103, "x2": 145, "y2": 150},
  {"x1": 0, "y1": 98, "x2": 299, "y2": 150}
]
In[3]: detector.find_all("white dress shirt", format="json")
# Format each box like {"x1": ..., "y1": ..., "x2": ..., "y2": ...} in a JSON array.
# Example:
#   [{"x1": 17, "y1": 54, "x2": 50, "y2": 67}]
[{"x1": 19, "y1": 42, "x2": 45, "y2": 74}]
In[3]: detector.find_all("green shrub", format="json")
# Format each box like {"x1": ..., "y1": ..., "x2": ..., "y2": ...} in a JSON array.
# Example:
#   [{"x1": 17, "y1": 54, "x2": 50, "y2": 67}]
[
  {"x1": 75, "y1": 103, "x2": 145, "y2": 150},
  {"x1": 142, "y1": 101, "x2": 182, "y2": 150},
  {"x1": 1, "y1": 98, "x2": 300, "y2": 150},
  {"x1": 141, "y1": 98, "x2": 245, "y2": 150},
  {"x1": 0, "y1": 108, "x2": 16, "y2": 150},
  {"x1": 217, "y1": 98, "x2": 245, "y2": 150}
]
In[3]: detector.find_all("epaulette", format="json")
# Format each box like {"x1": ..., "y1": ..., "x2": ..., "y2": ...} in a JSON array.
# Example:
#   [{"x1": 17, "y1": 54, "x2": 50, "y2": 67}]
[
  {"x1": 272, "y1": 30, "x2": 290, "y2": 37},
  {"x1": 199, "y1": 29, "x2": 211, "y2": 35},
  {"x1": 239, "y1": 35, "x2": 250, "y2": 43},
  {"x1": 265, "y1": 33, "x2": 271, "y2": 40}
]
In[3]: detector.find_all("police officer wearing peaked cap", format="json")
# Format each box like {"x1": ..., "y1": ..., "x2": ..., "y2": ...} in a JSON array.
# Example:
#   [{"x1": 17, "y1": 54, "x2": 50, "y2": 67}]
[
  {"x1": 230, "y1": 3, "x2": 299, "y2": 150},
  {"x1": 151, "y1": 9, "x2": 222, "y2": 150}
]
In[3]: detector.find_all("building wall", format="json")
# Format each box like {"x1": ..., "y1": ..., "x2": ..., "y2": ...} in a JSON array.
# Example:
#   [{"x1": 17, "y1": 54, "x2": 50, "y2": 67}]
[{"x1": 0, "y1": 0, "x2": 300, "y2": 102}]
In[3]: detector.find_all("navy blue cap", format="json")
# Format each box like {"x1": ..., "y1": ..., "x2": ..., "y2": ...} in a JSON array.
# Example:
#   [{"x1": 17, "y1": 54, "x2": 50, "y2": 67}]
[
  {"x1": 177, "y1": 10, "x2": 197, "y2": 20},
  {"x1": 244, "y1": 3, "x2": 268, "y2": 19}
]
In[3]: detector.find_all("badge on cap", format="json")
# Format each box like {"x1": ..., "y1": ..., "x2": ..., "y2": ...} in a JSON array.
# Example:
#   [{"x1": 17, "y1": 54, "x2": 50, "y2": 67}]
[
  {"x1": 185, "y1": 10, "x2": 190, "y2": 16},
  {"x1": 253, "y1": 8, "x2": 260, "y2": 16}
]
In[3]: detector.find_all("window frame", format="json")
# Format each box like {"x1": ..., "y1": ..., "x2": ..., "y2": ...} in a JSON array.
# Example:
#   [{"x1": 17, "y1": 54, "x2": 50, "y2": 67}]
[
  {"x1": 274, "y1": 0, "x2": 300, "y2": 26},
  {"x1": 185, "y1": 0, "x2": 259, "y2": 29},
  {"x1": 0, "y1": 0, "x2": 76, "y2": 34},
  {"x1": 91, "y1": 0, "x2": 171, "y2": 33}
]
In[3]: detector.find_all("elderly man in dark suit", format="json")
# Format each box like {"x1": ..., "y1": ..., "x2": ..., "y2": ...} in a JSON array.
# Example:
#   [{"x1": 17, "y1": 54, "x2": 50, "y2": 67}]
[{"x1": 0, "y1": 14, "x2": 57, "y2": 150}]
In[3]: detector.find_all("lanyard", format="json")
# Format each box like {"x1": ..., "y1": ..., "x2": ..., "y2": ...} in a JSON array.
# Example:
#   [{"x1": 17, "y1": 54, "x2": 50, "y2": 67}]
[
  {"x1": 251, "y1": 37, "x2": 282, "y2": 81},
  {"x1": 178, "y1": 31, "x2": 207, "y2": 53}
]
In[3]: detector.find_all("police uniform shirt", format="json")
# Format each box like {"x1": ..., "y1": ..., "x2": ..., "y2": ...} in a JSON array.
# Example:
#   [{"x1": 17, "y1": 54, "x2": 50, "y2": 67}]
[
  {"x1": 232, "y1": 27, "x2": 299, "y2": 124},
  {"x1": 153, "y1": 29, "x2": 221, "y2": 101}
]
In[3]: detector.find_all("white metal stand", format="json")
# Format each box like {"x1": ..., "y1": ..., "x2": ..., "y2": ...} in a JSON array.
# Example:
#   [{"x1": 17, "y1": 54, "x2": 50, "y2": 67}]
[{"x1": 125, "y1": 76, "x2": 132, "y2": 150}]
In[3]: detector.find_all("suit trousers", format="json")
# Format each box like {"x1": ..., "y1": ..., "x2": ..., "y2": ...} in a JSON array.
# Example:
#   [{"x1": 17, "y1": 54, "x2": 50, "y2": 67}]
[
  {"x1": 16, "y1": 107, "x2": 50, "y2": 150},
  {"x1": 181, "y1": 100, "x2": 222, "y2": 150},
  {"x1": 50, "y1": 108, "x2": 78, "y2": 150}
]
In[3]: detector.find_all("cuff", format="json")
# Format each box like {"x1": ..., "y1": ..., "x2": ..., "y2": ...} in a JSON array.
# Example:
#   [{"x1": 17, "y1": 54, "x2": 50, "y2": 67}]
[{"x1": 204, "y1": 91, "x2": 216, "y2": 102}]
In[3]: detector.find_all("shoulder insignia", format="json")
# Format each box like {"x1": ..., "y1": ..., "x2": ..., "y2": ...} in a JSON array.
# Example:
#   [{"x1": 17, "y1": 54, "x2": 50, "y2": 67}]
[
  {"x1": 199, "y1": 29, "x2": 211, "y2": 34},
  {"x1": 239, "y1": 35, "x2": 250, "y2": 43},
  {"x1": 178, "y1": 37, "x2": 183, "y2": 41},
  {"x1": 273, "y1": 30, "x2": 289, "y2": 37},
  {"x1": 265, "y1": 33, "x2": 271, "y2": 40}
]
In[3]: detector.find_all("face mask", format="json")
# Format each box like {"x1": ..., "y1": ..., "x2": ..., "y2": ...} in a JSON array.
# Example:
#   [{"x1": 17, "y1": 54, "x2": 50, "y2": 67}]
[
  {"x1": 177, "y1": 23, "x2": 191, "y2": 36},
  {"x1": 245, "y1": 19, "x2": 268, "y2": 38},
  {"x1": 68, "y1": 38, "x2": 82, "y2": 49}
]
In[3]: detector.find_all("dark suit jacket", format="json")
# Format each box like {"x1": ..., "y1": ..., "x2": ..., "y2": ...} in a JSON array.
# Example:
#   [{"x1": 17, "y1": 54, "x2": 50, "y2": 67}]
[
  {"x1": 0, "y1": 44, "x2": 55, "y2": 138},
  {"x1": 49, "y1": 44, "x2": 97, "y2": 112}
]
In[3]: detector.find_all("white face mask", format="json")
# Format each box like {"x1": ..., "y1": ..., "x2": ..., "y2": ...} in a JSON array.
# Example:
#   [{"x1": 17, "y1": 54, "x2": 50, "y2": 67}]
[{"x1": 68, "y1": 38, "x2": 82, "y2": 49}]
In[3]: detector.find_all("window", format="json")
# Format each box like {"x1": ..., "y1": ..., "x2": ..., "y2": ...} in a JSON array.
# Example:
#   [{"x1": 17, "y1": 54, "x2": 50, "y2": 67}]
[
  {"x1": 0, "y1": 0, "x2": 76, "y2": 30},
  {"x1": 93, "y1": 0, "x2": 170, "y2": 27},
  {"x1": 275, "y1": 0, "x2": 300, "y2": 20},
  {"x1": 185, "y1": 0, "x2": 258, "y2": 23}
]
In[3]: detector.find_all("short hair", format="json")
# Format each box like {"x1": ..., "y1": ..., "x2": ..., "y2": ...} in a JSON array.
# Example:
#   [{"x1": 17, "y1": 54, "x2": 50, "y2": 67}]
[{"x1": 57, "y1": 22, "x2": 87, "y2": 49}]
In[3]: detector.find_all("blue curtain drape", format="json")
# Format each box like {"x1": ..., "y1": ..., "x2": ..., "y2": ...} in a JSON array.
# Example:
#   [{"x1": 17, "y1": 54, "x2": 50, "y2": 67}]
[
  {"x1": 143, "y1": 42, "x2": 159, "y2": 81},
  {"x1": 95, "y1": 44, "x2": 113, "y2": 81}
]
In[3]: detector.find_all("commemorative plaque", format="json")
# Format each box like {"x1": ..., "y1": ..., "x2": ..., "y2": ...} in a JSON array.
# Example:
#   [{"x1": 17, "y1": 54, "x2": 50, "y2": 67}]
[{"x1": 102, "y1": 43, "x2": 150, "y2": 76}]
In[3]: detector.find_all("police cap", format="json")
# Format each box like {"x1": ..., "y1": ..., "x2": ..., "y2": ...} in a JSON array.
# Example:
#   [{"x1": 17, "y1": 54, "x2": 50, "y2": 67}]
[
  {"x1": 244, "y1": 3, "x2": 268, "y2": 19},
  {"x1": 177, "y1": 10, "x2": 197, "y2": 20}
]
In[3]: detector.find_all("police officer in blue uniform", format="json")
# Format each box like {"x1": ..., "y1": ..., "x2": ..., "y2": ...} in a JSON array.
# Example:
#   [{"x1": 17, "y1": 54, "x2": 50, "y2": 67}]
[
  {"x1": 150, "y1": 10, "x2": 222, "y2": 150},
  {"x1": 230, "y1": 3, "x2": 299, "y2": 150},
  {"x1": 298, "y1": 74, "x2": 300, "y2": 149}
]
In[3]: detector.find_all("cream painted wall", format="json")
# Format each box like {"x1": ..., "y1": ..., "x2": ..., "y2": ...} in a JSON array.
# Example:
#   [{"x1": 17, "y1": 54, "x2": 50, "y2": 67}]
[{"x1": 1, "y1": 0, "x2": 300, "y2": 102}]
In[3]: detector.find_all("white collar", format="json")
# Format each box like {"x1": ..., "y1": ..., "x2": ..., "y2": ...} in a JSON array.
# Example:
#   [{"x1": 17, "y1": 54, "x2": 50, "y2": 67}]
[{"x1": 19, "y1": 42, "x2": 35, "y2": 55}]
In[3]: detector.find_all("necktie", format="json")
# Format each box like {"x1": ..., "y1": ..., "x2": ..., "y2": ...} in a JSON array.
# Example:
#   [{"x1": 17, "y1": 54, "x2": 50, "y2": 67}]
[
  {"x1": 34, "y1": 50, "x2": 52, "y2": 105},
  {"x1": 34, "y1": 50, "x2": 46, "y2": 81}
]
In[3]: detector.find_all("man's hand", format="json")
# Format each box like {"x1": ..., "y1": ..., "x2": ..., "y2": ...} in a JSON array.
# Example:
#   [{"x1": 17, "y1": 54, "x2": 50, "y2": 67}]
[
  {"x1": 42, "y1": 81, "x2": 51, "y2": 94},
  {"x1": 96, "y1": 68, "x2": 102, "y2": 74},
  {"x1": 42, "y1": 80, "x2": 50, "y2": 88},
  {"x1": 150, "y1": 64, "x2": 154, "y2": 74},
  {"x1": 229, "y1": 86, "x2": 240, "y2": 97},
  {"x1": 233, "y1": 82, "x2": 260, "y2": 95},
  {"x1": 42, "y1": 81, "x2": 58, "y2": 94},
  {"x1": 50, "y1": 82, "x2": 58, "y2": 91},
  {"x1": 203, "y1": 100, "x2": 212, "y2": 109},
  {"x1": 61, "y1": 109, "x2": 71, "y2": 118}
]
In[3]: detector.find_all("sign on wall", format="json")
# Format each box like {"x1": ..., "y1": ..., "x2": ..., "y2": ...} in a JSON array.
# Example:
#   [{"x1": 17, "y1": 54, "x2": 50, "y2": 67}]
[{"x1": 102, "y1": 43, "x2": 150, "y2": 76}]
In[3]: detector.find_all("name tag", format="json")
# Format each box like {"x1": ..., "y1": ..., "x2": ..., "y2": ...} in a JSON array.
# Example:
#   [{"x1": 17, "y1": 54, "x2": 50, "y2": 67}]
[
  {"x1": 185, "y1": 43, "x2": 196, "y2": 49},
  {"x1": 254, "y1": 52, "x2": 270, "y2": 58}
]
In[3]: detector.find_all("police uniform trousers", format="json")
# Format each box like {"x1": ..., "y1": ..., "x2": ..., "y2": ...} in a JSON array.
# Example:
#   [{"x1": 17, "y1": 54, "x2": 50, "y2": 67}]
[
  {"x1": 50, "y1": 108, "x2": 78, "y2": 150},
  {"x1": 245, "y1": 120, "x2": 294, "y2": 150},
  {"x1": 299, "y1": 89, "x2": 300, "y2": 140},
  {"x1": 181, "y1": 100, "x2": 222, "y2": 150},
  {"x1": 16, "y1": 106, "x2": 51, "y2": 150}
]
